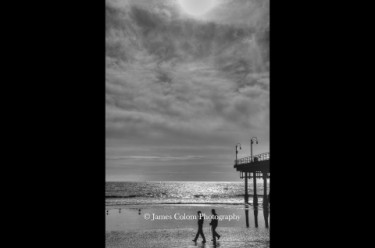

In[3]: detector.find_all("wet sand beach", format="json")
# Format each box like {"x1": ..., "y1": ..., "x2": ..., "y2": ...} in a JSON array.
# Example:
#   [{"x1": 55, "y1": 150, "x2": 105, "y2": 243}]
[{"x1": 106, "y1": 205, "x2": 270, "y2": 248}]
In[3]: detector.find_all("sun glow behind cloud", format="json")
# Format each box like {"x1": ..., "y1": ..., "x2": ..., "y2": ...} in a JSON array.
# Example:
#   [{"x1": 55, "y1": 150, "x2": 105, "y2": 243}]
[{"x1": 178, "y1": 0, "x2": 216, "y2": 16}]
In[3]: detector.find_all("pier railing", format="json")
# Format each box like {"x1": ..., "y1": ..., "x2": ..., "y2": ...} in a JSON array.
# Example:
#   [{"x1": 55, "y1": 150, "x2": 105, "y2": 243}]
[{"x1": 235, "y1": 152, "x2": 270, "y2": 166}]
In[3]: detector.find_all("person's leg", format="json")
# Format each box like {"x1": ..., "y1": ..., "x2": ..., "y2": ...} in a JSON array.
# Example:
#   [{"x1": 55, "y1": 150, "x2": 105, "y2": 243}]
[
  {"x1": 199, "y1": 228, "x2": 206, "y2": 242},
  {"x1": 193, "y1": 230, "x2": 199, "y2": 241},
  {"x1": 213, "y1": 226, "x2": 220, "y2": 239},
  {"x1": 211, "y1": 226, "x2": 220, "y2": 241}
]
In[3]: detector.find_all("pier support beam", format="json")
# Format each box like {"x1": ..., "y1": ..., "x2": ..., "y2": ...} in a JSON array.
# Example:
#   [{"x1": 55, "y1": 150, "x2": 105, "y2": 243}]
[
  {"x1": 263, "y1": 173, "x2": 269, "y2": 228},
  {"x1": 245, "y1": 205, "x2": 249, "y2": 228},
  {"x1": 253, "y1": 172, "x2": 258, "y2": 206},
  {"x1": 254, "y1": 206, "x2": 258, "y2": 228},
  {"x1": 245, "y1": 172, "x2": 249, "y2": 203},
  {"x1": 263, "y1": 204, "x2": 269, "y2": 228},
  {"x1": 263, "y1": 173, "x2": 268, "y2": 206}
]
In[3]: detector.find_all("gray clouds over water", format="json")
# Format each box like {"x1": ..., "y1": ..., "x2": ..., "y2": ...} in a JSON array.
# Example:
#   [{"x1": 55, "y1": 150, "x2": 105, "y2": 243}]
[{"x1": 106, "y1": 0, "x2": 269, "y2": 181}]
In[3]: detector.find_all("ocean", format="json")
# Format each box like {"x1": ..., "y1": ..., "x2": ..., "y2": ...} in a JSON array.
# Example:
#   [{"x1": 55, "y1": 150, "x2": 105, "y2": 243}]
[{"x1": 106, "y1": 181, "x2": 270, "y2": 207}]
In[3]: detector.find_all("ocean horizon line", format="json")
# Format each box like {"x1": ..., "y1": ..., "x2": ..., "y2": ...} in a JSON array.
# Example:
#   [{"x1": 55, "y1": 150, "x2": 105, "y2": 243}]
[{"x1": 106, "y1": 181, "x2": 244, "y2": 183}]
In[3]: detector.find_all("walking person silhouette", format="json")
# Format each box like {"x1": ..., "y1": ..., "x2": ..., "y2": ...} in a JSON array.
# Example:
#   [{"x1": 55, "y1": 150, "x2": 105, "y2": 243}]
[
  {"x1": 209, "y1": 209, "x2": 221, "y2": 241},
  {"x1": 192, "y1": 211, "x2": 206, "y2": 243}
]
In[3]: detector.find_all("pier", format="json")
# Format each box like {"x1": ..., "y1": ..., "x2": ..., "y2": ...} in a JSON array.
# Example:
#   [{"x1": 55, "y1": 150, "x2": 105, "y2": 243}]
[
  {"x1": 234, "y1": 152, "x2": 270, "y2": 206},
  {"x1": 234, "y1": 150, "x2": 270, "y2": 228}
]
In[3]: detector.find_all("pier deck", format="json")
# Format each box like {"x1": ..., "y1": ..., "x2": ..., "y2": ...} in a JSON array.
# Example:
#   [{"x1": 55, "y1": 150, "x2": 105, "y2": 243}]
[{"x1": 234, "y1": 152, "x2": 270, "y2": 178}]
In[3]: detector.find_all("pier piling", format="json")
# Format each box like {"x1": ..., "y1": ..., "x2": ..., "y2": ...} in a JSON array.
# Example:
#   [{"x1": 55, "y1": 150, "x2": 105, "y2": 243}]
[
  {"x1": 263, "y1": 174, "x2": 268, "y2": 206},
  {"x1": 254, "y1": 206, "x2": 258, "y2": 228},
  {"x1": 245, "y1": 205, "x2": 249, "y2": 228},
  {"x1": 245, "y1": 172, "x2": 248, "y2": 203},
  {"x1": 253, "y1": 172, "x2": 258, "y2": 206}
]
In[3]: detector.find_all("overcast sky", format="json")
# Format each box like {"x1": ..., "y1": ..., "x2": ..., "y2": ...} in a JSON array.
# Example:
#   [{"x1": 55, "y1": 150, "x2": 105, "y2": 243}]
[{"x1": 106, "y1": 0, "x2": 269, "y2": 181}]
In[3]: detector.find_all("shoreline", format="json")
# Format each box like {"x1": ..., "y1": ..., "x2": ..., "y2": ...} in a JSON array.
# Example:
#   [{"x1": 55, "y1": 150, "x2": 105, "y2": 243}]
[{"x1": 105, "y1": 201, "x2": 268, "y2": 210}]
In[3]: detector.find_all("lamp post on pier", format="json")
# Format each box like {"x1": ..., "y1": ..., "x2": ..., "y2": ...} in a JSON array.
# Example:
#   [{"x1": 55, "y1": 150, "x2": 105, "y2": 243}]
[
  {"x1": 235, "y1": 143, "x2": 241, "y2": 166},
  {"x1": 236, "y1": 143, "x2": 248, "y2": 204},
  {"x1": 250, "y1": 137, "x2": 259, "y2": 206},
  {"x1": 250, "y1": 137, "x2": 258, "y2": 162}
]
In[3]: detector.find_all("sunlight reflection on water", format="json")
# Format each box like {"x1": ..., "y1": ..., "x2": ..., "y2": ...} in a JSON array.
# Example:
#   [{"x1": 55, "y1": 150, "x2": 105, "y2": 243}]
[{"x1": 106, "y1": 181, "x2": 270, "y2": 207}]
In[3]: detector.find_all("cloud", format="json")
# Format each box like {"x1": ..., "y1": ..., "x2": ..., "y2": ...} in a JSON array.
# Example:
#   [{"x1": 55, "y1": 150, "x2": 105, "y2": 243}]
[
  {"x1": 106, "y1": 155, "x2": 203, "y2": 161},
  {"x1": 105, "y1": 0, "x2": 269, "y2": 180}
]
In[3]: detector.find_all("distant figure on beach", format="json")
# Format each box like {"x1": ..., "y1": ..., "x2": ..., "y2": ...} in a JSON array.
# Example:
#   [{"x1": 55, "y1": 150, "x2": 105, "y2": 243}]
[
  {"x1": 193, "y1": 211, "x2": 206, "y2": 243},
  {"x1": 209, "y1": 209, "x2": 221, "y2": 241}
]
